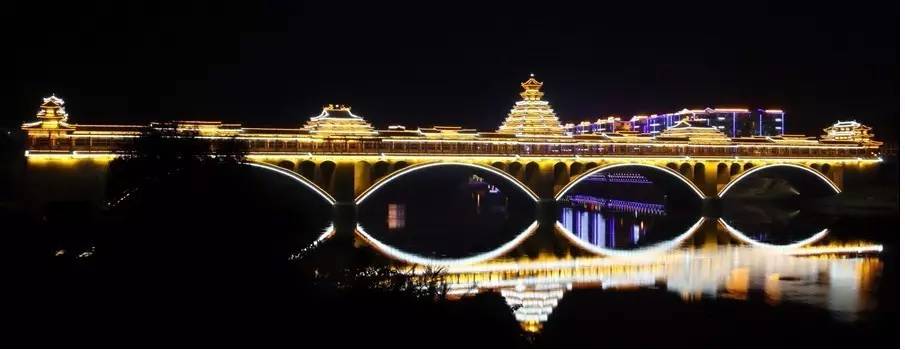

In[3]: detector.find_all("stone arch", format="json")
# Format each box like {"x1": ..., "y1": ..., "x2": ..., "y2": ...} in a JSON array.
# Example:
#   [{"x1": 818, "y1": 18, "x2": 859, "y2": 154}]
[
  {"x1": 729, "y1": 163, "x2": 742, "y2": 177},
  {"x1": 277, "y1": 160, "x2": 295, "y2": 171},
  {"x1": 356, "y1": 161, "x2": 540, "y2": 205},
  {"x1": 584, "y1": 162, "x2": 598, "y2": 172},
  {"x1": 508, "y1": 162, "x2": 525, "y2": 180},
  {"x1": 353, "y1": 161, "x2": 541, "y2": 266},
  {"x1": 666, "y1": 162, "x2": 678, "y2": 171},
  {"x1": 569, "y1": 162, "x2": 584, "y2": 177},
  {"x1": 743, "y1": 163, "x2": 755, "y2": 171},
  {"x1": 491, "y1": 161, "x2": 507, "y2": 171},
  {"x1": 555, "y1": 163, "x2": 706, "y2": 200},
  {"x1": 524, "y1": 162, "x2": 541, "y2": 190},
  {"x1": 319, "y1": 161, "x2": 337, "y2": 190},
  {"x1": 820, "y1": 163, "x2": 831, "y2": 175},
  {"x1": 717, "y1": 163, "x2": 730, "y2": 184},
  {"x1": 244, "y1": 162, "x2": 335, "y2": 204},
  {"x1": 392, "y1": 161, "x2": 410, "y2": 172},
  {"x1": 371, "y1": 161, "x2": 391, "y2": 182},
  {"x1": 679, "y1": 163, "x2": 693, "y2": 180},
  {"x1": 693, "y1": 163, "x2": 706, "y2": 188},
  {"x1": 299, "y1": 160, "x2": 316, "y2": 181},
  {"x1": 718, "y1": 163, "x2": 842, "y2": 198},
  {"x1": 553, "y1": 162, "x2": 570, "y2": 189}
]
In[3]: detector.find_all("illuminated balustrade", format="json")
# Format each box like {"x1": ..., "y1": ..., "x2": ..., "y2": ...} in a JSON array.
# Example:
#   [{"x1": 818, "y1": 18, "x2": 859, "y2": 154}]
[
  {"x1": 24, "y1": 135, "x2": 879, "y2": 159},
  {"x1": 564, "y1": 195, "x2": 667, "y2": 215},
  {"x1": 21, "y1": 88, "x2": 881, "y2": 161}
]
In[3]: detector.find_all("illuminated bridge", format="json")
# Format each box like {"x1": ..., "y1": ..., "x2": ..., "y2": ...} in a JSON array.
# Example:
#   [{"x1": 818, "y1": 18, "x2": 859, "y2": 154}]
[{"x1": 22, "y1": 76, "x2": 883, "y2": 203}]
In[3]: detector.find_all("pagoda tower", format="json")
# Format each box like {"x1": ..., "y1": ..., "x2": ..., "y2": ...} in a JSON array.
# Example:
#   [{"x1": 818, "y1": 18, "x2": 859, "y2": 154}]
[
  {"x1": 22, "y1": 95, "x2": 75, "y2": 136},
  {"x1": 500, "y1": 283, "x2": 567, "y2": 333},
  {"x1": 304, "y1": 104, "x2": 377, "y2": 136},
  {"x1": 820, "y1": 120, "x2": 882, "y2": 146},
  {"x1": 497, "y1": 75, "x2": 566, "y2": 137}
]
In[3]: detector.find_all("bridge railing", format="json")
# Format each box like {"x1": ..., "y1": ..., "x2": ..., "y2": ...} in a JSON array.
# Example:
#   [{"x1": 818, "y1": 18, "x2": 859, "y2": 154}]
[{"x1": 25, "y1": 135, "x2": 878, "y2": 159}]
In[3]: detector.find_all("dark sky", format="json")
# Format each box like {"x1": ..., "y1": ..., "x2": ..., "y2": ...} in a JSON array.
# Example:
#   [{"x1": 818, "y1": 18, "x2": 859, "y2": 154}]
[{"x1": 9, "y1": 0, "x2": 899, "y2": 141}]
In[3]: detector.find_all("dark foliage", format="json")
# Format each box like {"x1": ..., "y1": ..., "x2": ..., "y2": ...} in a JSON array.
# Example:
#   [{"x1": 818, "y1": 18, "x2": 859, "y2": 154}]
[{"x1": 108, "y1": 125, "x2": 248, "y2": 198}]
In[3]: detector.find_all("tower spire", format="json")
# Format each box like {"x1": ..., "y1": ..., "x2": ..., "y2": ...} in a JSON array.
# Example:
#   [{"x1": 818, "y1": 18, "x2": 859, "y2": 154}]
[{"x1": 519, "y1": 75, "x2": 544, "y2": 101}]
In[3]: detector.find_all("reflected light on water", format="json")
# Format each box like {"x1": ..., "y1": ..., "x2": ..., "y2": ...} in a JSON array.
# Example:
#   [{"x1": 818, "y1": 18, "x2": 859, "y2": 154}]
[
  {"x1": 718, "y1": 218, "x2": 830, "y2": 249},
  {"x1": 554, "y1": 218, "x2": 706, "y2": 258},
  {"x1": 419, "y1": 245, "x2": 883, "y2": 332},
  {"x1": 354, "y1": 221, "x2": 540, "y2": 266}
]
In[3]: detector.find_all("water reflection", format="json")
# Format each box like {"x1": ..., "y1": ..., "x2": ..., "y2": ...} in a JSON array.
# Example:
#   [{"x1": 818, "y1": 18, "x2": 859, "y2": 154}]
[
  {"x1": 558, "y1": 195, "x2": 700, "y2": 251},
  {"x1": 435, "y1": 244, "x2": 883, "y2": 331},
  {"x1": 357, "y1": 165, "x2": 537, "y2": 263},
  {"x1": 289, "y1": 224, "x2": 336, "y2": 261},
  {"x1": 556, "y1": 169, "x2": 703, "y2": 254},
  {"x1": 304, "y1": 165, "x2": 886, "y2": 336},
  {"x1": 721, "y1": 200, "x2": 838, "y2": 246}
]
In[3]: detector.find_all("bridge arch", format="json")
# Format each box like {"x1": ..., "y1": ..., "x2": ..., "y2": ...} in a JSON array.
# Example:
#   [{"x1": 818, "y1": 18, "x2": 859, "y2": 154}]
[
  {"x1": 717, "y1": 163, "x2": 729, "y2": 184},
  {"x1": 355, "y1": 161, "x2": 541, "y2": 205},
  {"x1": 355, "y1": 221, "x2": 540, "y2": 266},
  {"x1": 679, "y1": 163, "x2": 693, "y2": 180},
  {"x1": 717, "y1": 163, "x2": 841, "y2": 198},
  {"x1": 555, "y1": 217, "x2": 706, "y2": 258},
  {"x1": 299, "y1": 160, "x2": 316, "y2": 181},
  {"x1": 276, "y1": 160, "x2": 295, "y2": 171},
  {"x1": 319, "y1": 161, "x2": 337, "y2": 190},
  {"x1": 569, "y1": 162, "x2": 584, "y2": 177},
  {"x1": 371, "y1": 161, "x2": 390, "y2": 182},
  {"x1": 353, "y1": 161, "x2": 541, "y2": 266},
  {"x1": 508, "y1": 161, "x2": 525, "y2": 180},
  {"x1": 553, "y1": 162, "x2": 569, "y2": 188},
  {"x1": 244, "y1": 161, "x2": 336, "y2": 205},
  {"x1": 554, "y1": 163, "x2": 707, "y2": 200},
  {"x1": 718, "y1": 218, "x2": 828, "y2": 250}
]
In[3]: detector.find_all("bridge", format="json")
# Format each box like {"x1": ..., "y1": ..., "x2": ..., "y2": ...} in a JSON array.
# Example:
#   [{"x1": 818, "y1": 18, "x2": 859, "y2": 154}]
[{"x1": 22, "y1": 77, "x2": 883, "y2": 204}]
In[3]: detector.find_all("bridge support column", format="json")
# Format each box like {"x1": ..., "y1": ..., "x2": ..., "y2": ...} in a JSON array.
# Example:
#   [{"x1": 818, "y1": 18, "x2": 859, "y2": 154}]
[
  {"x1": 332, "y1": 161, "x2": 357, "y2": 204},
  {"x1": 701, "y1": 161, "x2": 720, "y2": 198},
  {"x1": 353, "y1": 161, "x2": 373, "y2": 199},
  {"x1": 532, "y1": 161, "x2": 556, "y2": 200},
  {"x1": 829, "y1": 164, "x2": 844, "y2": 190}
]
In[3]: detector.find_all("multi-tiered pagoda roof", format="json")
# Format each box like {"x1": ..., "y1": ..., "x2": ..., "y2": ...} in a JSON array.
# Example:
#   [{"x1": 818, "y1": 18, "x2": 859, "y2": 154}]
[
  {"x1": 497, "y1": 75, "x2": 566, "y2": 137},
  {"x1": 304, "y1": 104, "x2": 377, "y2": 136}
]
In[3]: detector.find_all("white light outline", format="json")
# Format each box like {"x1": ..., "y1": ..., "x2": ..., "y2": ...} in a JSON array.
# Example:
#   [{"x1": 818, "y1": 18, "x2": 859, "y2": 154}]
[
  {"x1": 244, "y1": 161, "x2": 336, "y2": 205},
  {"x1": 355, "y1": 221, "x2": 540, "y2": 267},
  {"x1": 355, "y1": 161, "x2": 541, "y2": 205},
  {"x1": 554, "y1": 163, "x2": 707, "y2": 200},
  {"x1": 314, "y1": 224, "x2": 337, "y2": 242},
  {"x1": 717, "y1": 218, "x2": 829, "y2": 250},
  {"x1": 554, "y1": 217, "x2": 706, "y2": 258},
  {"x1": 717, "y1": 163, "x2": 841, "y2": 198}
]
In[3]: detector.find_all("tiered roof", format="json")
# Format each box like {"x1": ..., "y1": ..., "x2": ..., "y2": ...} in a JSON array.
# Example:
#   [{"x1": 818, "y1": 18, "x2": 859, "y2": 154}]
[
  {"x1": 497, "y1": 75, "x2": 566, "y2": 137},
  {"x1": 23, "y1": 95, "x2": 74, "y2": 131},
  {"x1": 821, "y1": 120, "x2": 880, "y2": 146},
  {"x1": 304, "y1": 104, "x2": 377, "y2": 136},
  {"x1": 655, "y1": 119, "x2": 732, "y2": 144}
]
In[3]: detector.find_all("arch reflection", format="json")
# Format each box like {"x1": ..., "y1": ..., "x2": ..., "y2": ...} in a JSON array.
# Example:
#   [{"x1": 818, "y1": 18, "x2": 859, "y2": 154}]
[
  {"x1": 718, "y1": 218, "x2": 829, "y2": 249},
  {"x1": 555, "y1": 165, "x2": 704, "y2": 257},
  {"x1": 356, "y1": 163, "x2": 539, "y2": 266}
]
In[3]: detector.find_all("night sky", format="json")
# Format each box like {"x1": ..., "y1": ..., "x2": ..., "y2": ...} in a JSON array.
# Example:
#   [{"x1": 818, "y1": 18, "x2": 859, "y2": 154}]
[{"x1": 9, "y1": 0, "x2": 899, "y2": 141}]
